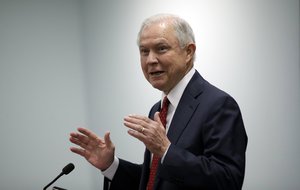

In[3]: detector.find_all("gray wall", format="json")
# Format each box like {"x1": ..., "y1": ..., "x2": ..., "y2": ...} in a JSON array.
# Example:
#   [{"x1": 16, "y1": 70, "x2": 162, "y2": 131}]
[
  {"x1": 0, "y1": 0, "x2": 93, "y2": 189},
  {"x1": 0, "y1": 0, "x2": 299, "y2": 189}
]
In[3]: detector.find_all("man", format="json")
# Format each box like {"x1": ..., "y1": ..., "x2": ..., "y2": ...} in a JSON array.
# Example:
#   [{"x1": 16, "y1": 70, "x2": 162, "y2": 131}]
[{"x1": 69, "y1": 13, "x2": 247, "y2": 190}]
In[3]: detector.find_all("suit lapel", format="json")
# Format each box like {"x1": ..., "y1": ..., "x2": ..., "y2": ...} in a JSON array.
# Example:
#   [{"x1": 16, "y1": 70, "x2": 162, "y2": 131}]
[{"x1": 167, "y1": 71, "x2": 205, "y2": 144}]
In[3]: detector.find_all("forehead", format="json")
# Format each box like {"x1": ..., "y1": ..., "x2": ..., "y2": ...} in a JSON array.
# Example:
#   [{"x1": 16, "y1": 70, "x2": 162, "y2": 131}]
[{"x1": 139, "y1": 21, "x2": 178, "y2": 47}]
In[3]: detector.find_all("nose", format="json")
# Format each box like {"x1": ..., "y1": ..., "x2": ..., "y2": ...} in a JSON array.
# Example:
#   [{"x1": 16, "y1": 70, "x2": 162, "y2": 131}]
[{"x1": 146, "y1": 51, "x2": 158, "y2": 65}]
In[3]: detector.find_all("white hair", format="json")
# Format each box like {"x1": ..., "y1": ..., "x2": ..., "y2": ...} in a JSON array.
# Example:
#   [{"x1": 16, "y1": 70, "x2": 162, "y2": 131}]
[{"x1": 137, "y1": 13, "x2": 196, "y2": 61}]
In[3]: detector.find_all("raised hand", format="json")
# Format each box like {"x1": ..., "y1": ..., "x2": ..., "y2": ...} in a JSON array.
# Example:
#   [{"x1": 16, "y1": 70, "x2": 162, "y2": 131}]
[
  {"x1": 123, "y1": 112, "x2": 171, "y2": 157},
  {"x1": 69, "y1": 127, "x2": 115, "y2": 171}
]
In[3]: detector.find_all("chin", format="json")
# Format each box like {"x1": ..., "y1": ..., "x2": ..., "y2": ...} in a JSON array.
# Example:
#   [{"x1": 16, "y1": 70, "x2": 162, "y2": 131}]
[
  {"x1": 149, "y1": 79, "x2": 169, "y2": 92},
  {"x1": 151, "y1": 83, "x2": 164, "y2": 92}
]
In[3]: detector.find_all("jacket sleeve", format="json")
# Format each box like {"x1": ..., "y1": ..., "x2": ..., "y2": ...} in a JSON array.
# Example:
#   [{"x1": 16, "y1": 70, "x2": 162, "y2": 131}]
[{"x1": 104, "y1": 159, "x2": 142, "y2": 190}]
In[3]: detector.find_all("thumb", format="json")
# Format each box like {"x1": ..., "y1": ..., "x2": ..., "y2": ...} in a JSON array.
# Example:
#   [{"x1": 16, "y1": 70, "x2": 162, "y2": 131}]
[
  {"x1": 154, "y1": 112, "x2": 162, "y2": 124},
  {"x1": 104, "y1": 131, "x2": 113, "y2": 147}
]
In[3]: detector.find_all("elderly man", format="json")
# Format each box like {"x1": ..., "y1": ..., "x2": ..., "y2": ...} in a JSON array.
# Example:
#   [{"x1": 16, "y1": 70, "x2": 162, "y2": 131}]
[{"x1": 69, "y1": 13, "x2": 247, "y2": 190}]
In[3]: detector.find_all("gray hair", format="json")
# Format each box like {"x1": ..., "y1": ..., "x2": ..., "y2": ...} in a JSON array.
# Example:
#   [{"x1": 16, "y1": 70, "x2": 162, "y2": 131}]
[{"x1": 137, "y1": 13, "x2": 196, "y2": 61}]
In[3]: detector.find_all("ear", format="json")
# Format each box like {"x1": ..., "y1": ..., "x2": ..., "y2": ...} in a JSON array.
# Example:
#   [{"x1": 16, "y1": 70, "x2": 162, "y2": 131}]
[{"x1": 185, "y1": 43, "x2": 196, "y2": 62}]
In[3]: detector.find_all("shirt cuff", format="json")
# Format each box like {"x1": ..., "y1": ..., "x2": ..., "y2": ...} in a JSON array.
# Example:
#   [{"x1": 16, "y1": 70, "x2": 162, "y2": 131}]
[
  {"x1": 161, "y1": 144, "x2": 171, "y2": 163},
  {"x1": 101, "y1": 156, "x2": 119, "y2": 181}
]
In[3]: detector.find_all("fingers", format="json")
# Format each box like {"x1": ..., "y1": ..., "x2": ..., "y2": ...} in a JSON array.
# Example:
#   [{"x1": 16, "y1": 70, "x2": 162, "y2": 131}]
[
  {"x1": 153, "y1": 112, "x2": 162, "y2": 124},
  {"x1": 124, "y1": 114, "x2": 153, "y2": 132},
  {"x1": 124, "y1": 114, "x2": 163, "y2": 142},
  {"x1": 70, "y1": 133, "x2": 88, "y2": 150},
  {"x1": 104, "y1": 132, "x2": 113, "y2": 148},
  {"x1": 124, "y1": 114, "x2": 170, "y2": 156},
  {"x1": 70, "y1": 146, "x2": 87, "y2": 157},
  {"x1": 124, "y1": 115, "x2": 146, "y2": 141},
  {"x1": 77, "y1": 127, "x2": 101, "y2": 142},
  {"x1": 69, "y1": 127, "x2": 104, "y2": 153}
]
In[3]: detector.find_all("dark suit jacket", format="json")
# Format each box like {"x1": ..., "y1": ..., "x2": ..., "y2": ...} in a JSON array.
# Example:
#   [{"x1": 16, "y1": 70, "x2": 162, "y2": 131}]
[{"x1": 105, "y1": 71, "x2": 248, "y2": 190}]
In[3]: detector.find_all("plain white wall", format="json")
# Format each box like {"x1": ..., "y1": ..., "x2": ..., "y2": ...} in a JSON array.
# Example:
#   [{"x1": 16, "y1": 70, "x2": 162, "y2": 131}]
[
  {"x1": 0, "y1": 0, "x2": 94, "y2": 189},
  {"x1": 0, "y1": 0, "x2": 299, "y2": 190}
]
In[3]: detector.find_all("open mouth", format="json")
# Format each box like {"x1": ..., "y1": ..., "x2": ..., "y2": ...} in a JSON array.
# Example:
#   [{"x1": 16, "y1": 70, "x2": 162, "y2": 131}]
[{"x1": 150, "y1": 71, "x2": 164, "y2": 76}]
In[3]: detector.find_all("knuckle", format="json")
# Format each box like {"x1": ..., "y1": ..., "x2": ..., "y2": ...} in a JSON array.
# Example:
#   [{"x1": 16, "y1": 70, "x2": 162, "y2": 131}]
[{"x1": 142, "y1": 117, "x2": 150, "y2": 122}]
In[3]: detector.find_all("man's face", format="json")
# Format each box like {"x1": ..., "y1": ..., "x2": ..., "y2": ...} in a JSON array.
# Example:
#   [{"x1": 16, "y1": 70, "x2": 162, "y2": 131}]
[{"x1": 139, "y1": 21, "x2": 193, "y2": 94}]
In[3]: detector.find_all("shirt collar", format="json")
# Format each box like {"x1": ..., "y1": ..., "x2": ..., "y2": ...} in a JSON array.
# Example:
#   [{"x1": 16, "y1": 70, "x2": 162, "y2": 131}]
[{"x1": 162, "y1": 68, "x2": 195, "y2": 108}]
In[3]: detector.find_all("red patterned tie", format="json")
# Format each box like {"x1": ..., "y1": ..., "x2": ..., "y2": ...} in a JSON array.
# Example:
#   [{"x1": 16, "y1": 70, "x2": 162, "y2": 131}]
[{"x1": 146, "y1": 96, "x2": 170, "y2": 190}]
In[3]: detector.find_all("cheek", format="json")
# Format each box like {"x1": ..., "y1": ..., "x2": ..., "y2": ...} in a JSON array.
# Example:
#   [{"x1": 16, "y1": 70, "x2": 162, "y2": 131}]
[
  {"x1": 140, "y1": 63, "x2": 149, "y2": 79},
  {"x1": 167, "y1": 61, "x2": 186, "y2": 79},
  {"x1": 140, "y1": 58, "x2": 145, "y2": 71}
]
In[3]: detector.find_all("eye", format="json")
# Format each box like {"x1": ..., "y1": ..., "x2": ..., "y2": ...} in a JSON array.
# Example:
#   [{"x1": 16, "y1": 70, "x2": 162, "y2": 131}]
[
  {"x1": 140, "y1": 48, "x2": 149, "y2": 56},
  {"x1": 157, "y1": 45, "x2": 168, "y2": 53}
]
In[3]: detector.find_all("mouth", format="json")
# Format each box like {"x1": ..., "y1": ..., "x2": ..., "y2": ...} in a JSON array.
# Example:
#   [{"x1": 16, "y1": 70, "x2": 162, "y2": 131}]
[{"x1": 149, "y1": 71, "x2": 165, "y2": 77}]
